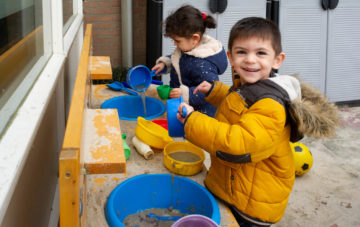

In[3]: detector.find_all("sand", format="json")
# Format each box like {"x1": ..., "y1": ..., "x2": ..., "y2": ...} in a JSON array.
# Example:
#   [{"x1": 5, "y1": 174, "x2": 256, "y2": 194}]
[
  {"x1": 275, "y1": 106, "x2": 360, "y2": 226},
  {"x1": 85, "y1": 103, "x2": 360, "y2": 227}
]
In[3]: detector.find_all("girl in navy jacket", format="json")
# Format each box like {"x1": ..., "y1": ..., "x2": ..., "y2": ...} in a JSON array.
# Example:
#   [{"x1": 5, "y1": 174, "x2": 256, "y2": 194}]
[{"x1": 152, "y1": 5, "x2": 228, "y2": 117}]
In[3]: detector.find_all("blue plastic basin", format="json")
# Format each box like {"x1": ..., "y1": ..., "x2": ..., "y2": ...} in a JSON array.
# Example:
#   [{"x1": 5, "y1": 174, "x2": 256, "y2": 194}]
[
  {"x1": 105, "y1": 174, "x2": 221, "y2": 227},
  {"x1": 101, "y1": 96, "x2": 165, "y2": 121}
]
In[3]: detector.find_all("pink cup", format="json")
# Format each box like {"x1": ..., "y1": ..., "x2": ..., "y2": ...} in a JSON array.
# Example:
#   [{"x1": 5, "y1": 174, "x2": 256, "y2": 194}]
[{"x1": 172, "y1": 214, "x2": 219, "y2": 227}]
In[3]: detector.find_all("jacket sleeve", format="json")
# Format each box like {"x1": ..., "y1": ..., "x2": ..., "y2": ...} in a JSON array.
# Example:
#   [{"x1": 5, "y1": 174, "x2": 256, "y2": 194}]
[
  {"x1": 156, "y1": 55, "x2": 172, "y2": 73},
  {"x1": 205, "y1": 81, "x2": 230, "y2": 108},
  {"x1": 184, "y1": 98, "x2": 287, "y2": 164},
  {"x1": 186, "y1": 60, "x2": 220, "y2": 107}
]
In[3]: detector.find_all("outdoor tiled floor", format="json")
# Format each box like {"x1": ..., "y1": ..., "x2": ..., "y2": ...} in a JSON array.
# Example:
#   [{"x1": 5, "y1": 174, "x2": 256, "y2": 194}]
[{"x1": 275, "y1": 105, "x2": 360, "y2": 226}]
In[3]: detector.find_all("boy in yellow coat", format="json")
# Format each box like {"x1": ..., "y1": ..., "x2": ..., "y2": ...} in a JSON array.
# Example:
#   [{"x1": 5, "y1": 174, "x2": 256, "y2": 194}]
[{"x1": 178, "y1": 17, "x2": 339, "y2": 226}]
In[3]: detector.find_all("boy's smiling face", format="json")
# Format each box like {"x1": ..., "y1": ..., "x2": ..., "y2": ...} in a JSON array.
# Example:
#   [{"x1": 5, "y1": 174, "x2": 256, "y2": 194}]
[{"x1": 227, "y1": 37, "x2": 285, "y2": 84}]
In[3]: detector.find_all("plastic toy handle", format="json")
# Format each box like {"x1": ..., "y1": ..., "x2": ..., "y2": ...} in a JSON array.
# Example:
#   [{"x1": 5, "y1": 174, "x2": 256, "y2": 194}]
[
  {"x1": 179, "y1": 95, "x2": 187, "y2": 118},
  {"x1": 181, "y1": 106, "x2": 187, "y2": 118},
  {"x1": 121, "y1": 81, "x2": 131, "y2": 88},
  {"x1": 122, "y1": 87, "x2": 138, "y2": 96},
  {"x1": 121, "y1": 134, "x2": 131, "y2": 160},
  {"x1": 151, "y1": 67, "x2": 167, "y2": 77},
  {"x1": 172, "y1": 161, "x2": 183, "y2": 170},
  {"x1": 150, "y1": 70, "x2": 157, "y2": 78},
  {"x1": 107, "y1": 81, "x2": 138, "y2": 95},
  {"x1": 147, "y1": 213, "x2": 183, "y2": 222},
  {"x1": 151, "y1": 79, "x2": 163, "y2": 85}
]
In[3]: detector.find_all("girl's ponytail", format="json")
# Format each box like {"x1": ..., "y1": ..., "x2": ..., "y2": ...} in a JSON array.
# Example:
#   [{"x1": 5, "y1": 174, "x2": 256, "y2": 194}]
[{"x1": 203, "y1": 14, "x2": 216, "y2": 29}]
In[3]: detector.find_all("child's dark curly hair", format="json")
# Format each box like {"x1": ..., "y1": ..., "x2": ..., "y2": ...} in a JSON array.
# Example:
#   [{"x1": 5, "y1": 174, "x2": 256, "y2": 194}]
[
  {"x1": 164, "y1": 5, "x2": 216, "y2": 38},
  {"x1": 228, "y1": 17, "x2": 283, "y2": 55}
]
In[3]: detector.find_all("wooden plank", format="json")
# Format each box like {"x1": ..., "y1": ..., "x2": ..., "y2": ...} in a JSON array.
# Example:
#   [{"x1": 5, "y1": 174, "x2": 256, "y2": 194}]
[
  {"x1": 60, "y1": 24, "x2": 92, "y2": 227},
  {"x1": 59, "y1": 149, "x2": 80, "y2": 227},
  {"x1": 83, "y1": 109, "x2": 126, "y2": 174},
  {"x1": 90, "y1": 56, "x2": 112, "y2": 80},
  {"x1": 80, "y1": 175, "x2": 87, "y2": 227},
  {"x1": 62, "y1": 24, "x2": 92, "y2": 149}
]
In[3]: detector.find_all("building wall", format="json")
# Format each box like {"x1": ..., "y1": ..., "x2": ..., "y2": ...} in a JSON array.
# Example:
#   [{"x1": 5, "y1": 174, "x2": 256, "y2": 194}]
[
  {"x1": 83, "y1": 0, "x2": 147, "y2": 68},
  {"x1": 0, "y1": 22, "x2": 83, "y2": 227},
  {"x1": 0, "y1": 91, "x2": 61, "y2": 227},
  {"x1": 132, "y1": 0, "x2": 147, "y2": 66}
]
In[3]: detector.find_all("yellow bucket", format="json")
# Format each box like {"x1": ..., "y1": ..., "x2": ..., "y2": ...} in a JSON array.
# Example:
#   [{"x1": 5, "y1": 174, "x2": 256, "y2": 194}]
[
  {"x1": 135, "y1": 117, "x2": 173, "y2": 149},
  {"x1": 163, "y1": 141, "x2": 205, "y2": 176}
]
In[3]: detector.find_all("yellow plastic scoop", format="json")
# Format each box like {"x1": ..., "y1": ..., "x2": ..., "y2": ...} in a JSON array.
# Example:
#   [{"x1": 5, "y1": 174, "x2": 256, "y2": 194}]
[{"x1": 135, "y1": 117, "x2": 173, "y2": 149}]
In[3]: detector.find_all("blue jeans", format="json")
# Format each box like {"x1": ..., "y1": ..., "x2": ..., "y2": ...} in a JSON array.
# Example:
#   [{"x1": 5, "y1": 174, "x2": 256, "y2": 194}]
[{"x1": 229, "y1": 206, "x2": 271, "y2": 227}]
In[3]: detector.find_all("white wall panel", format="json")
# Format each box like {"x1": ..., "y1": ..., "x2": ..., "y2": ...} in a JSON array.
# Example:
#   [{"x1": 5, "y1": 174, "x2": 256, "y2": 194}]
[
  {"x1": 326, "y1": 0, "x2": 360, "y2": 102},
  {"x1": 278, "y1": 0, "x2": 327, "y2": 92}
]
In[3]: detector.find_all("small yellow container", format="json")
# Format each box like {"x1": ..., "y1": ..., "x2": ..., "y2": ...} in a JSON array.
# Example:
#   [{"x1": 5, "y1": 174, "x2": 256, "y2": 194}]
[
  {"x1": 163, "y1": 141, "x2": 205, "y2": 176},
  {"x1": 135, "y1": 117, "x2": 173, "y2": 149}
]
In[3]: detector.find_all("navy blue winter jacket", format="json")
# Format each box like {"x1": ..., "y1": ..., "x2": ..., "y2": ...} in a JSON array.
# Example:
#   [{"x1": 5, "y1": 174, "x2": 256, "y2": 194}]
[{"x1": 157, "y1": 35, "x2": 228, "y2": 117}]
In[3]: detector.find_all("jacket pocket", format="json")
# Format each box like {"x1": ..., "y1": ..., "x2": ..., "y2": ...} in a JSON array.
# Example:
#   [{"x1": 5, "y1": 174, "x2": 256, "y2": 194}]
[{"x1": 218, "y1": 92, "x2": 246, "y2": 122}]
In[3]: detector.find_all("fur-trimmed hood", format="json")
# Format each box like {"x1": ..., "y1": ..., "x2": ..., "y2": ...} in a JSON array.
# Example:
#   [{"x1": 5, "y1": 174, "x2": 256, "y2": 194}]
[
  {"x1": 185, "y1": 34, "x2": 224, "y2": 58},
  {"x1": 288, "y1": 80, "x2": 340, "y2": 140},
  {"x1": 270, "y1": 74, "x2": 340, "y2": 141}
]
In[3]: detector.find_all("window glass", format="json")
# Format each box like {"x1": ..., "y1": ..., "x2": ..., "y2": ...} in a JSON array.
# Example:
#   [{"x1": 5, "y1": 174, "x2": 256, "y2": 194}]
[
  {"x1": 63, "y1": 0, "x2": 74, "y2": 33},
  {"x1": 0, "y1": 0, "x2": 50, "y2": 134}
]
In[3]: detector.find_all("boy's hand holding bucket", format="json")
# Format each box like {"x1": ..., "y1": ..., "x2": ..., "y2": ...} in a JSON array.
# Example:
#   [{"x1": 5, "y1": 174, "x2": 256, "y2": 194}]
[
  {"x1": 167, "y1": 96, "x2": 193, "y2": 137},
  {"x1": 177, "y1": 102, "x2": 193, "y2": 124}
]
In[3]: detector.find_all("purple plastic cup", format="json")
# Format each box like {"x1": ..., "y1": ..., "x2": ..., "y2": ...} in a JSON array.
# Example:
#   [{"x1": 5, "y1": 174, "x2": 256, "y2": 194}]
[{"x1": 172, "y1": 214, "x2": 219, "y2": 227}]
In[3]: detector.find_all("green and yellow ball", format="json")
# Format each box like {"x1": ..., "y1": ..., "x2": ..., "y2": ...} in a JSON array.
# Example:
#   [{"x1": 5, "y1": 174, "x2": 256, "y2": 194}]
[{"x1": 290, "y1": 142, "x2": 313, "y2": 176}]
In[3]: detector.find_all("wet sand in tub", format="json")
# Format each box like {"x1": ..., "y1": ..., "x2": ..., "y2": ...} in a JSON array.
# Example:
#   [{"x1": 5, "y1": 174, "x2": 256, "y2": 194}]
[
  {"x1": 123, "y1": 207, "x2": 187, "y2": 227},
  {"x1": 168, "y1": 151, "x2": 201, "y2": 163}
]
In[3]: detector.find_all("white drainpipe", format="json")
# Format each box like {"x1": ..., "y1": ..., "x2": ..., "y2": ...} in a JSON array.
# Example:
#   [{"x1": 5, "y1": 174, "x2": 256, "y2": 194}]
[{"x1": 121, "y1": 0, "x2": 133, "y2": 68}]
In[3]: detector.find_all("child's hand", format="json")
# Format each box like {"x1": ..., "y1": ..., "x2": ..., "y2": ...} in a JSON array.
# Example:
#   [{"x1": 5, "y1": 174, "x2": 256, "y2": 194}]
[
  {"x1": 169, "y1": 88, "x2": 182, "y2": 99},
  {"x1": 193, "y1": 81, "x2": 212, "y2": 95},
  {"x1": 177, "y1": 103, "x2": 194, "y2": 124},
  {"x1": 151, "y1": 62, "x2": 165, "y2": 74}
]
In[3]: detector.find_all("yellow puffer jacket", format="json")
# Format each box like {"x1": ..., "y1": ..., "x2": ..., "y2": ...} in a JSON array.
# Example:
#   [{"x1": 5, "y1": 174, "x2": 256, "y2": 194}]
[{"x1": 184, "y1": 79, "x2": 296, "y2": 223}]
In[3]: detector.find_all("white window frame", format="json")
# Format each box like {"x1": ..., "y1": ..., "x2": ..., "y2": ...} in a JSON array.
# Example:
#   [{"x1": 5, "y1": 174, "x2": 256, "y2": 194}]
[
  {"x1": 63, "y1": 0, "x2": 77, "y2": 34},
  {"x1": 0, "y1": 0, "x2": 83, "y2": 223}
]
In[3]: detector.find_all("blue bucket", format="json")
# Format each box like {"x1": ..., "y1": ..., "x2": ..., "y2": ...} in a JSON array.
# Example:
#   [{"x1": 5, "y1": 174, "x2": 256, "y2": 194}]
[
  {"x1": 105, "y1": 174, "x2": 221, "y2": 227},
  {"x1": 166, "y1": 96, "x2": 187, "y2": 137},
  {"x1": 101, "y1": 96, "x2": 165, "y2": 121},
  {"x1": 127, "y1": 65, "x2": 166, "y2": 92},
  {"x1": 126, "y1": 65, "x2": 153, "y2": 92}
]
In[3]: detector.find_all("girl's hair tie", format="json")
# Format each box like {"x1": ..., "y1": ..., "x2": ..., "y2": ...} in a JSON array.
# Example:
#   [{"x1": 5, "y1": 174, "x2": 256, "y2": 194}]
[{"x1": 201, "y1": 13, "x2": 207, "y2": 20}]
